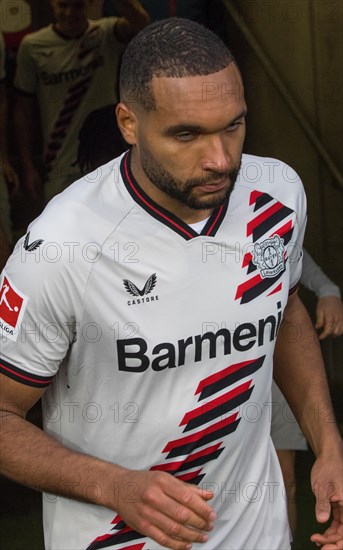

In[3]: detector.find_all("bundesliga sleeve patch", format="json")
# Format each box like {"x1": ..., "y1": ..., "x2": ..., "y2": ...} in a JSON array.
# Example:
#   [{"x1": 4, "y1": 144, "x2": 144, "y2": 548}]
[{"x1": 0, "y1": 274, "x2": 28, "y2": 341}]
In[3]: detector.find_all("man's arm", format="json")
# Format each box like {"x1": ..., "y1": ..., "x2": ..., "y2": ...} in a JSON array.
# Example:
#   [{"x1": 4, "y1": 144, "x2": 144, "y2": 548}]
[
  {"x1": 0, "y1": 374, "x2": 215, "y2": 550},
  {"x1": 315, "y1": 296, "x2": 343, "y2": 339},
  {"x1": 86, "y1": 0, "x2": 149, "y2": 41},
  {"x1": 274, "y1": 292, "x2": 343, "y2": 549},
  {"x1": 13, "y1": 94, "x2": 42, "y2": 199},
  {"x1": 112, "y1": 0, "x2": 150, "y2": 42},
  {"x1": 301, "y1": 249, "x2": 341, "y2": 300},
  {"x1": 301, "y1": 249, "x2": 342, "y2": 339}
]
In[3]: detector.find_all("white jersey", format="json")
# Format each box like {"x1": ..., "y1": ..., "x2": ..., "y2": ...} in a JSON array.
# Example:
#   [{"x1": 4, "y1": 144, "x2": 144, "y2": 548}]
[
  {"x1": 14, "y1": 18, "x2": 124, "y2": 199},
  {"x1": 0, "y1": 152, "x2": 306, "y2": 550}
]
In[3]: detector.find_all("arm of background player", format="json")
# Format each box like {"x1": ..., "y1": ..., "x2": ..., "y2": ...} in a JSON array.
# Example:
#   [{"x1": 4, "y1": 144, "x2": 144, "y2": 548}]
[
  {"x1": 0, "y1": 84, "x2": 20, "y2": 193},
  {"x1": 112, "y1": 0, "x2": 150, "y2": 42},
  {"x1": 13, "y1": 93, "x2": 42, "y2": 200},
  {"x1": 315, "y1": 295, "x2": 343, "y2": 340},
  {"x1": 0, "y1": 222, "x2": 10, "y2": 270},
  {"x1": 301, "y1": 248, "x2": 342, "y2": 339},
  {"x1": 273, "y1": 291, "x2": 343, "y2": 550},
  {"x1": 0, "y1": 374, "x2": 215, "y2": 550}
]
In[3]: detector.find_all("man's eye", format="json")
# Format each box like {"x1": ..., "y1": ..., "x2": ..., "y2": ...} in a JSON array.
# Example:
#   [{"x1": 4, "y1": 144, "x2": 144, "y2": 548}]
[
  {"x1": 175, "y1": 132, "x2": 195, "y2": 141},
  {"x1": 226, "y1": 121, "x2": 243, "y2": 132}
]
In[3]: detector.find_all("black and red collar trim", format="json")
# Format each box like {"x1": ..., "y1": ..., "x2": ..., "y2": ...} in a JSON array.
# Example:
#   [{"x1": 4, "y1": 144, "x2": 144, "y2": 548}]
[{"x1": 121, "y1": 150, "x2": 229, "y2": 241}]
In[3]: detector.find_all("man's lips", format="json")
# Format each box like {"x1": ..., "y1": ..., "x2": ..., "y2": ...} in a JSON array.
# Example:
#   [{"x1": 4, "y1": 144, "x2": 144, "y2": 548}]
[{"x1": 195, "y1": 178, "x2": 229, "y2": 193}]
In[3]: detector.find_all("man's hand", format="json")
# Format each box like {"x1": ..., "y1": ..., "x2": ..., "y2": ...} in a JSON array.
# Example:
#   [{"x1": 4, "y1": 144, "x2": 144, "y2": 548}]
[
  {"x1": 1, "y1": 376, "x2": 214, "y2": 550},
  {"x1": 315, "y1": 296, "x2": 343, "y2": 340},
  {"x1": 310, "y1": 446, "x2": 343, "y2": 549},
  {"x1": 311, "y1": 503, "x2": 343, "y2": 549},
  {"x1": 113, "y1": 469, "x2": 215, "y2": 550},
  {"x1": 113, "y1": 0, "x2": 150, "y2": 42}
]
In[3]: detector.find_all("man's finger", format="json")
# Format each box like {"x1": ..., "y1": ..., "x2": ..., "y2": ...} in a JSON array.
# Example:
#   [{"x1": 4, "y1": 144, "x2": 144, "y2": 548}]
[
  {"x1": 167, "y1": 482, "x2": 216, "y2": 523},
  {"x1": 333, "y1": 322, "x2": 343, "y2": 337},
  {"x1": 149, "y1": 507, "x2": 212, "y2": 544},
  {"x1": 313, "y1": 484, "x2": 333, "y2": 523},
  {"x1": 315, "y1": 308, "x2": 324, "y2": 329},
  {"x1": 319, "y1": 325, "x2": 333, "y2": 340},
  {"x1": 151, "y1": 492, "x2": 215, "y2": 533}
]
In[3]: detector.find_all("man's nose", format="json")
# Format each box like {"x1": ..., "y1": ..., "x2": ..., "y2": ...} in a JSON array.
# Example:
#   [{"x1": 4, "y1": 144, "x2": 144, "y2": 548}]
[
  {"x1": 65, "y1": 5, "x2": 78, "y2": 16},
  {"x1": 202, "y1": 135, "x2": 231, "y2": 172}
]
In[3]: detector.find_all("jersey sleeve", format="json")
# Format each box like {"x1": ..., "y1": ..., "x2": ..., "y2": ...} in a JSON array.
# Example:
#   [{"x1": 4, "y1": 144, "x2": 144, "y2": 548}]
[
  {"x1": 285, "y1": 164, "x2": 307, "y2": 294},
  {"x1": 0, "y1": 221, "x2": 81, "y2": 387},
  {"x1": 300, "y1": 249, "x2": 341, "y2": 299},
  {"x1": 102, "y1": 16, "x2": 125, "y2": 51},
  {"x1": 14, "y1": 35, "x2": 37, "y2": 94}
]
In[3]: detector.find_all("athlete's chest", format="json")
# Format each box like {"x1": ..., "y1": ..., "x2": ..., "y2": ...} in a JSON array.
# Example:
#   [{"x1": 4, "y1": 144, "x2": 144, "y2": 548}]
[
  {"x1": 32, "y1": 30, "x2": 107, "y2": 84},
  {"x1": 81, "y1": 202, "x2": 293, "y2": 336},
  {"x1": 68, "y1": 212, "x2": 286, "y2": 440}
]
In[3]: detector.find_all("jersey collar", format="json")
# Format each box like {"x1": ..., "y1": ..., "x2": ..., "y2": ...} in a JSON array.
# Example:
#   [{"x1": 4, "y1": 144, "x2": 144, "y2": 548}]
[
  {"x1": 52, "y1": 21, "x2": 89, "y2": 40},
  {"x1": 120, "y1": 150, "x2": 229, "y2": 241}
]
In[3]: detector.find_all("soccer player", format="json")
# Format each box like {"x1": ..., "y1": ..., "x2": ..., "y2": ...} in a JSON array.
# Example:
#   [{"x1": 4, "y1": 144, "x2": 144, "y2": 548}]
[
  {"x1": 13, "y1": 0, "x2": 149, "y2": 202},
  {"x1": 1, "y1": 18, "x2": 342, "y2": 550},
  {"x1": 77, "y1": 105, "x2": 343, "y2": 540}
]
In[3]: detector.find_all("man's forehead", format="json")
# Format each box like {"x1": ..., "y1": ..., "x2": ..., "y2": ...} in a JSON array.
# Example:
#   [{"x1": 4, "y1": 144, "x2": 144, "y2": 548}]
[{"x1": 150, "y1": 64, "x2": 244, "y2": 108}]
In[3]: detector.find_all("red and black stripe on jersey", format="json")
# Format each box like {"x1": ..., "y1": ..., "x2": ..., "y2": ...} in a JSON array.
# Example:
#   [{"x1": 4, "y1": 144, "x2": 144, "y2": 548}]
[
  {"x1": 180, "y1": 380, "x2": 253, "y2": 432},
  {"x1": 195, "y1": 355, "x2": 265, "y2": 399},
  {"x1": 236, "y1": 269, "x2": 286, "y2": 304},
  {"x1": 247, "y1": 199, "x2": 294, "y2": 242},
  {"x1": 235, "y1": 191, "x2": 296, "y2": 304},
  {"x1": 154, "y1": 441, "x2": 226, "y2": 471},
  {"x1": 0, "y1": 358, "x2": 53, "y2": 388},
  {"x1": 158, "y1": 414, "x2": 240, "y2": 462},
  {"x1": 87, "y1": 527, "x2": 145, "y2": 550},
  {"x1": 87, "y1": 356, "x2": 265, "y2": 550},
  {"x1": 121, "y1": 151, "x2": 229, "y2": 240}
]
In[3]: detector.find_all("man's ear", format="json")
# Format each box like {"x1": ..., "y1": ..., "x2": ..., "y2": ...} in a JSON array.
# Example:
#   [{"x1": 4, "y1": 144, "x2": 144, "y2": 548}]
[{"x1": 116, "y1": 103, "x2": 138, "y2": 145}]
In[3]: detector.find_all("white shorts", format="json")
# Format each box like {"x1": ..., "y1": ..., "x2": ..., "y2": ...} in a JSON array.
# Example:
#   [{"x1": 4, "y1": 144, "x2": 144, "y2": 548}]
[{"x1": 271, "y1": 381, "x2": 308, "y2": 450}]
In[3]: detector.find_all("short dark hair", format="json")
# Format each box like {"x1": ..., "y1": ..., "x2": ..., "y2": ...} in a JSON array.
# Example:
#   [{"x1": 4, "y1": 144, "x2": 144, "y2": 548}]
[{"x1": 119, "y1": 17, "x2": 234, "y2": 111}]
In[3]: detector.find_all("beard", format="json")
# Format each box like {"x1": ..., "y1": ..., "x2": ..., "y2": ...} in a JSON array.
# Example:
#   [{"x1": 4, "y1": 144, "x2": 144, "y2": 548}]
[{"x1": 138, "y1": 143, "x2": 241, "y2": 210}]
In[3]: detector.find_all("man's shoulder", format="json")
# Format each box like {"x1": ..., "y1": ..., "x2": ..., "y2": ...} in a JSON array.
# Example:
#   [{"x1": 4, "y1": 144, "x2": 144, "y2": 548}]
[
  {"x1": 87, "y1": 16, "x2": 118, "y2": 36},
  {"x1": 19, "y1": 24, "x2": 56, "y2": 48},
  {"x1": 33, "y1": 155, "x2": 131, "y2": 242},
  {"x1": 239, "y1": 153, "x2": 305, "y2": 209},
  {"x1": 240, "y1": 153, "x2": 300, "y2": 180}
]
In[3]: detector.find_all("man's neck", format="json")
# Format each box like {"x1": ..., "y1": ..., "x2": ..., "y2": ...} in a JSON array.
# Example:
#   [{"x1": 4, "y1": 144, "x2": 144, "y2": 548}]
[
  {"x1": 130, "y1": 152, "x2": 213, "y2": 225},
  {"x1": 54, "y1": 20, "x2": 88, "y2": 39}
]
